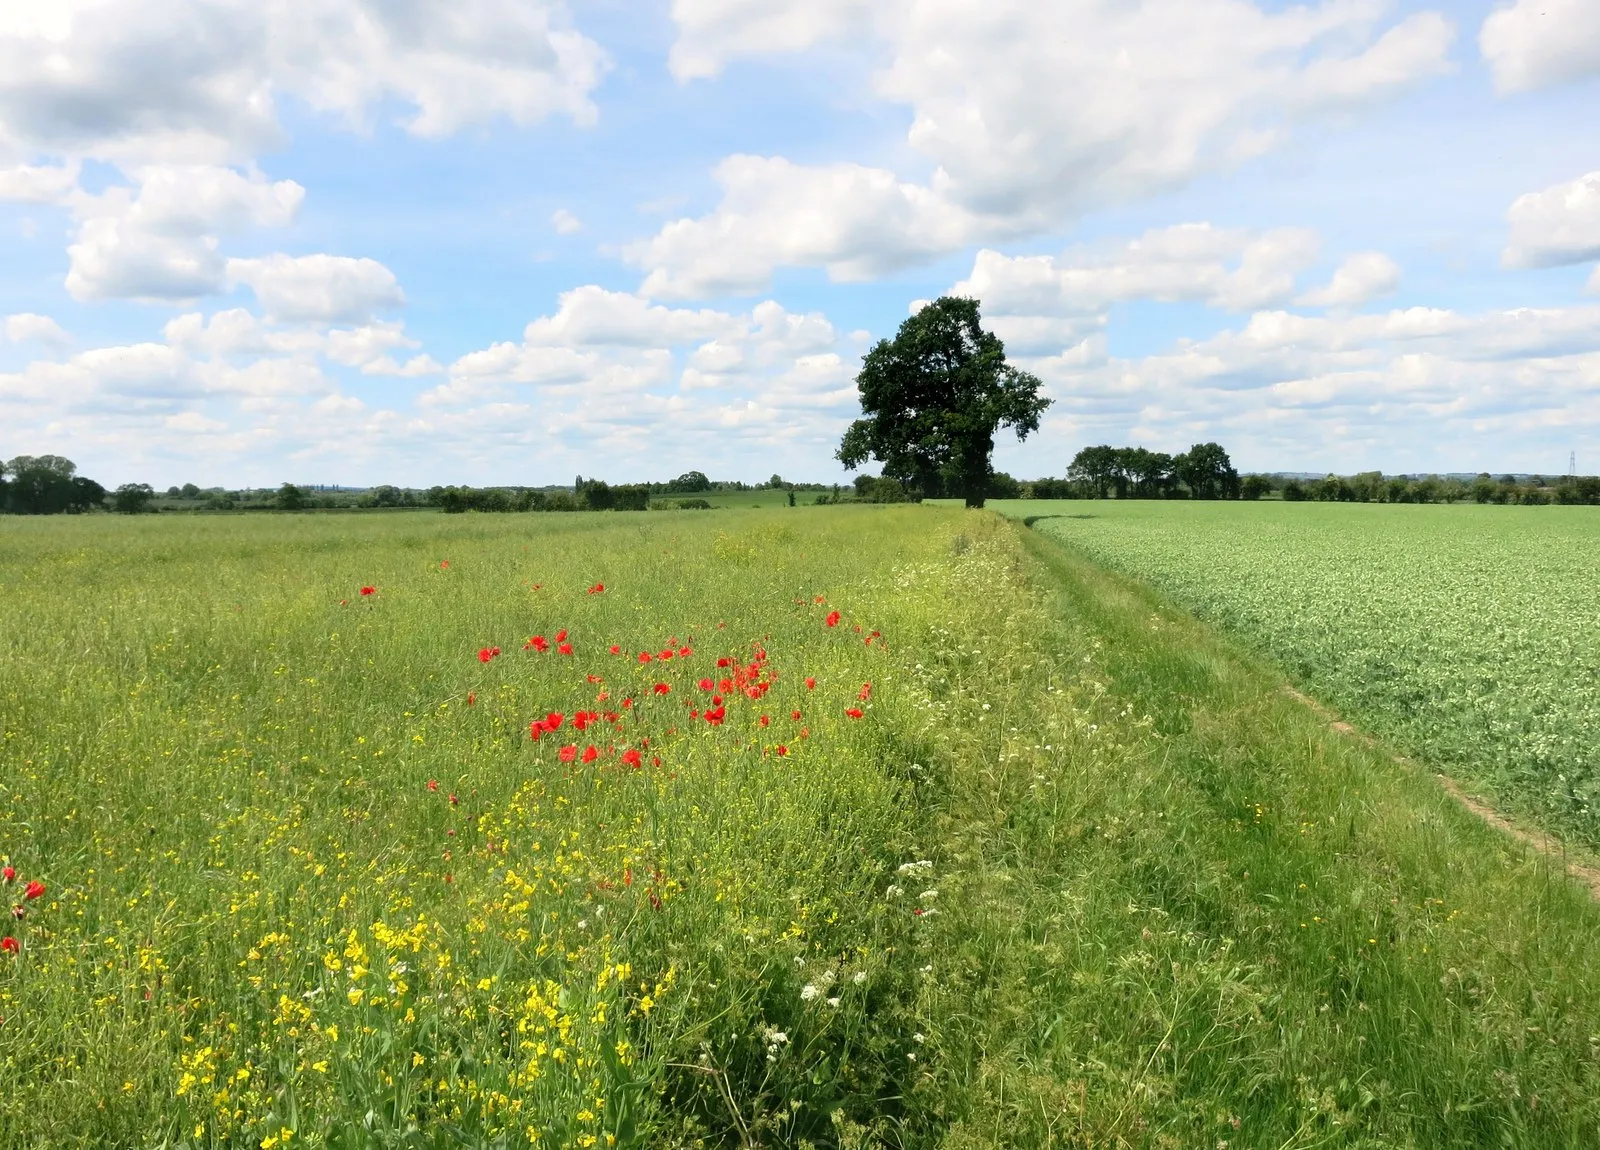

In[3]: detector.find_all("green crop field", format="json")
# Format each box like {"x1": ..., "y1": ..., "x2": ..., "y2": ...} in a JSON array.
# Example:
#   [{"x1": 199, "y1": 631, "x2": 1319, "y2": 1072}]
[
  {"x1": 1010, "y1": 500, "x2": 1600, "y2": 848},
  {"x1": 8, "y1": 507, "x2": 1600, "y2": 1147}
]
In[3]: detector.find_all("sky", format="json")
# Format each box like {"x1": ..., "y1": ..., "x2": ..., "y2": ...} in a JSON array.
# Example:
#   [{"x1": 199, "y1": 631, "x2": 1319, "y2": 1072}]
[{"x1": 1, "y1": 0, "x2": 1598, "y2": 489}]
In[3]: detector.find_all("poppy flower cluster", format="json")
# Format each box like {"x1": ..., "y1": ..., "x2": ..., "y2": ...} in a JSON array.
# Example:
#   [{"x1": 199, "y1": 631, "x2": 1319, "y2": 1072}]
[
  {"x1": 528, "y1": 711, "x2": 566, "y2": 740},
  {"x1": 477, "y1": 646, "x2": 502, "y2": 664},
  {"x1": 523, "y1": 628, "x2": 573, "y2": 656},
  {"x1": 2, "y1": 866, "x2": 47, "y2": 955},
  {"x1": 360, "y1": 585, "x2": 376, "y2": 596}
]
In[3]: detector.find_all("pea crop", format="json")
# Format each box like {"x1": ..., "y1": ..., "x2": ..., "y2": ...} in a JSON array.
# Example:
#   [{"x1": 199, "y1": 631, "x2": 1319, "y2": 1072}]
[{"x1": 1026, "y1": 500, "x2": 1600, "y2": 845}]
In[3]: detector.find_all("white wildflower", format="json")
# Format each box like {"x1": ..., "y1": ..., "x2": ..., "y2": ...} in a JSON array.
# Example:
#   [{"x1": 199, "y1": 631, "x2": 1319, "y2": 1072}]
[{"x1": 800, "y1": 984, "x2": 819, "y2": 1001}]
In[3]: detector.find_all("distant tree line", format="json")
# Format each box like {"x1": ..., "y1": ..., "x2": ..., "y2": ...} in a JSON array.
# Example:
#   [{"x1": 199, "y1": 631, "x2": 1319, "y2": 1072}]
[
  {"x1": 1, "y1": 455, "x2": 161, "y2": 515},
  {"x1": 9, "y1": 452, "x2": 1599, "y2": 515},
  {"x1": 1271, "y1": 471, "x2": 1600, "y2": 506},
  {"x1": 1066, "y1": 443, "x2": 1241, "y2": 499}
]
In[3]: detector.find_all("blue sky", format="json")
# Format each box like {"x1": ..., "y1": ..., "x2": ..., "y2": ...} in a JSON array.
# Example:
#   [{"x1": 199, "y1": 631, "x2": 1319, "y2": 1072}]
[{"x1": 1, "y1": 0, "x2": 1598, "y2": 488}]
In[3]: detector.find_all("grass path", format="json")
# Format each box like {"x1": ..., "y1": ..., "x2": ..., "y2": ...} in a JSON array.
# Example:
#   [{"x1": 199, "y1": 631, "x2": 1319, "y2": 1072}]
[
  {"x1": 1276, "y1": 682, "x2": 1600, "y2": 902},
  {"x1": 914, "y1": 518, "x2": 1600, "y2": 1146}
]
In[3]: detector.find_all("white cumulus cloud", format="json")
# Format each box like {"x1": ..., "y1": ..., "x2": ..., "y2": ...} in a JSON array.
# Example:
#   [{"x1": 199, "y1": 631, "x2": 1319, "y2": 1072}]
[
  {"x1": 1480, "y1": 0, "x2": 1600, "y2": 94},
  {"x1": 0, "y1": 161, "x2": 81, "y2": 203},
  {"x1": 643, "y1": 0, "x2": 1454, "y2": 294},
  {"x1": 1297, "y1": 252, "x2": 1402, "y2": 308},
  {"x1": 949, "y1": 224, "x2": 1326, "y2": 352},
  {"x1": 65, "y1": 166, "x2": 305, "y2": 302},
  {"x1": 550, "y1": 208, "x2": 582, "y2": 235},
  {"x1": 1504, "y1": 171, "x2": 1600, "y2": 269},
  {"x1": 3, "y1": 312, "x2": 70, "y2": 348},
  {"x1": 0, "y1": 0, "x2": 608, "y2": 165},
  {"x1": 227, "y1": 254, "x2": 405, "y2": 324}
]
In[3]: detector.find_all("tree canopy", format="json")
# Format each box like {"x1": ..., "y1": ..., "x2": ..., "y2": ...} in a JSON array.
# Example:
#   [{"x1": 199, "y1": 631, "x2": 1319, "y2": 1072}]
[
  {"x1": 1, "y1": 455, "x2": 106, "y2": 514},
  {"x1": 1068, "y1": 442, "x2": 1239, "y2": 499},
  {"x1": 837, "y1": 296, "x2": 1050, "y2": 508}
]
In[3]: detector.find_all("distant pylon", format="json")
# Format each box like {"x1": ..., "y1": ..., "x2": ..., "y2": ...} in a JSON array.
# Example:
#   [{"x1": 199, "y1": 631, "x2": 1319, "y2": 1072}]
[{"x1": 1573, "y1": 451, "x2": 1579, "y2": 477}]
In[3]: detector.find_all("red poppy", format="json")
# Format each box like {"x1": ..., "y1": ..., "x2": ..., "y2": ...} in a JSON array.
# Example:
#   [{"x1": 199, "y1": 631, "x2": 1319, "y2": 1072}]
[
  {"x1": 555, "y1": 629, "x2": 567, "y2": 642},
  {"x1": 697, "y1": 678, "x2": 713, "y2": 691},
  {"x1": 638, "y1": 651, "x2": 653, "y2": 663},
  {"x1": 546, "y1": 712, "x2": 565, "y2": 729},
  {"x1": 711, "y1": 694, "x2": 723, "y2": 705},
  {"x1": 527, "y1": 635, "x2": 549, "y2": 652},
  {"x1": 478, "y1": 648, "x2": 494, "y2": 663},
  {"x1": 440, "y1": 561, "x2": 449, "y2": 569},
  {"x1": 491, "y1": 646, "x2": 501, "y2": 657},
  {"x1": 658, "y1": 649, "x2": 673, "y2": 661},
  {"x1": 858, "y1": 683, "x2": 872, "y2": 701},
  {"x1": 622, "y1": 698, "x2": 634, "y2": 709},
  {"x1": 1, "y1": 866, "x2": 12, "y2": 884},
  {"x1": 791, "y1": 710, "x2": 801, "y2": 720},
  {"x1": 716, "y1": 657, "x2": 731, "y2": 668},
  {"x1": 0, "y1": 937, "x2": 16, "y2": 954},
  {"x1": 609, "y1": 644, "x2": 622, "y2": 655},
  {"x1": 621, "y1": 749, "x2": 642, "y2": 769},
  {"x1": 558, "y1": 642, "x2": 574, "y2": 656},
  {"x1": 529, "y1": 721, "x2": 544, "y2": 740},
  {"x1": 467, "y1": 691, "x2": 476, "y2": 706},
  {"x1": 360, "y1": 586, "x2": 376, "y2": 596},
  {"x1": 23, "y1": 881, "x2": 44, "y2": 901},
  {"x1": 815, "y1": 595, "x2": 826, "y2": 604},
  {"x1": 559, "y1": 745, "x2": 578, "y2": 763},
  {"x1": 574, "y1": 713, "x2": 590, "y2": 732},
  {"x1": 582, "y1": 746, "x2": 599, "y2": 763},
  {"x1": 588, "y1": 582, "x2": 605, "y2": 594},
  {"x1": 845, "y1": 708, "x2": 864, "y2": 719},
  {"x1": 428, "y1": 779, "x2": 439, "y2": 791},
  {"x1": 805, "y1": 677, "x2": 816, "y2": 690},
  {"x1": 759, "y1": 715, "x2": 770, "y2": 727},
  {"x1": 825, "y1": 610, "x2": 840, "y2": 627},
  {"x1": 652, "y1": 683, "x2": 671, "y2": 695},
  {"x1": 448, "y1": 793, "x2": 458, "y2": 805}
]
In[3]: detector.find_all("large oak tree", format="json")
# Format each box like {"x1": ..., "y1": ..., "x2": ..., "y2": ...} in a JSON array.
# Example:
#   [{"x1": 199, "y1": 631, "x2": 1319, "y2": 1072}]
[{"x1": 837, "y1": 297, "x2": 1050, "y2": 508}]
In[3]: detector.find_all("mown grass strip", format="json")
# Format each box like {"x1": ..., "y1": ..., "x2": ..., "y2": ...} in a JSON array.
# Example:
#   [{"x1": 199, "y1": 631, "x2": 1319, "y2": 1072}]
[{"x1": 904, "y1": 519, "x2": 1600, "y2": 1147}]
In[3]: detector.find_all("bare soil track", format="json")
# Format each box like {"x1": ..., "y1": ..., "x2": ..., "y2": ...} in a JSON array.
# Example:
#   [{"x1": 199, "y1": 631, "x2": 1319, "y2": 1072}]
[{"x1": 1281, "y1": 684, "x2": 1600, "y2": 900}]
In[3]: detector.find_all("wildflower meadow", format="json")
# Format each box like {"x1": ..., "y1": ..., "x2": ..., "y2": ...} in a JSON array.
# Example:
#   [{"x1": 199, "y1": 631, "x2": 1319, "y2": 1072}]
[{"x1": 6, "y1": 507, "x2": 1600, "y2": 1146}]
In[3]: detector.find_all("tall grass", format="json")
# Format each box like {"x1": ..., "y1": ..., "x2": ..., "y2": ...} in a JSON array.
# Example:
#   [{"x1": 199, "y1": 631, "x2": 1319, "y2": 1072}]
[{"x1": 3, "y1": 508, "x2": 1600, "y2": 1146}]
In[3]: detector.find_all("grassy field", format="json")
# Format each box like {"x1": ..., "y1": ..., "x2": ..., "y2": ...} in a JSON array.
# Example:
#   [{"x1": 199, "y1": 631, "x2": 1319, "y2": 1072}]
[
  {"x1": 1000, "y1": 500, "x2": 1600, "y2": 849},
  {"x1": 6, "y1": 506, "x2": 1600, "y2": 1146}
]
